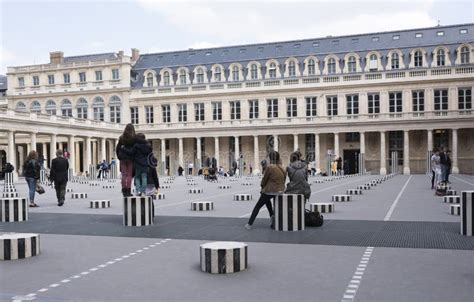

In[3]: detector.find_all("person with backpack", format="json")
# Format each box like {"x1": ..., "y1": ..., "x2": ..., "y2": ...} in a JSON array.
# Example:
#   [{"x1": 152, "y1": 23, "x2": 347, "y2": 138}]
[
  {"x1": 285, "y1": 152, "x2": 311, "y2": 201},
  {"x1": 125, "y1": 133, "x2": 153, "y2": 197},
  {"x1": 245, "y1": 151, "x2": 285, "y2": 230},
  {"x1": 50, "y1": 149, "x2": 69, "y2": 206},
  {"x1": 23, "y1": 151, "x2": 41, "y2": 207},
  {"x1": 116, "y1": 124, "x2": 136, "y2": 197}
]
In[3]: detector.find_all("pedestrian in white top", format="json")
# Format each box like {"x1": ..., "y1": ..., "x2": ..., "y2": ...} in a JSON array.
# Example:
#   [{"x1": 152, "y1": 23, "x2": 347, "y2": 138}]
[{"x1": 430, "y1": 148, "x2": 441, "y2": 189}]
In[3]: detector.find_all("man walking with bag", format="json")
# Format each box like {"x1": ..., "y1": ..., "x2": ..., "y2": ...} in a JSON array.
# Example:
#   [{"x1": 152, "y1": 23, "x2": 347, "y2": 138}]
[{"x1": 50, "y1": 149, "x2": 69, "y2": 206}]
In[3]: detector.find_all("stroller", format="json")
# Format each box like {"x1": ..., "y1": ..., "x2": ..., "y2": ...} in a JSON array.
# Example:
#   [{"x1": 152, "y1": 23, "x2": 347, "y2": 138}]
[
  {"x1": 208, "y1": 167, "x2": 218, "y2": 182},
  {"x1": 435, "y1": 181, "x2": 448, "y2": 196}
]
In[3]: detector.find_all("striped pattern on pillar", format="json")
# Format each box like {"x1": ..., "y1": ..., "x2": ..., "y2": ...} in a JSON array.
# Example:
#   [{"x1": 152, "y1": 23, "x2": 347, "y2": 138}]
[
  {"x1": 71, "y1": 193, "x2": 87, "y2": 199},
  {"x1": 123, "y1": 196, "x2": 154, "y2": 226},
  {"x1": 0, "y1": 233, "x2": 40, "y2": 260},
  {"x1": 309, "y1": 202, "x2": 334, "y2": 213},
  {"x1": 234, "y1": 194, "x2": 252, "y2": 201},
  {"x1": 200, "y1": 242, "x2": 248, "y2": 274},
  {"x1": 88, "y1": 165, "x2": 97, "y2": 180},
  {"x1": 90, "y1": 200, "x2": 111, "y2": 208},
  {"x1": 39, "y1": 170, "x2": 47, "y2": 184},
  {"x1": 447, "y1": 190, "x2": 457, "y2": 196},
  {"x1": 102, "y1": 185, "x2": 114, "y2": 189},
  {"x1": 0, "y1": 198, "x2": 28, "y2": 222},
  {"x1": 89, "y1": 183, "x2": 100, "y2": 187},
  {"x1": 67, "y1": 168, "x2": 73, "y2": 181},
  {"x1": 241, "y1": 182, "x2": 252, "y2": 186},
  {"x1": 191, "y1": 201, "x2": 214, "y2": 211},
  {"x1": 273, "y1": 194, "x2": 305, "y2": 231},
  {"x1": 443, "y1": 196, "x2": 460, "y2": 204},
  {"x1": 366, "y1": 183, "x2": 376, "y2": 187},
  {"x1": 188, "y1": 188, "x2": 203, "y2": 194},
  {"x1": 2, "y1": 192, "x2": 19, "y2": 198},
  {"x1": 461, "y1": 191, "x2": 474, "y2": 236},
  {"x1": 332, "y1": 195, "x2": 351, "y2": 202},
  {"x1": 218, "y1": 185, "x2": 231, "y2": 189},
  {"x1": 4, "y1": 173, "x2": 14, "y2": 185},
  {"x1": 450, "y1": 204, "x2": 461, "y2": 216},
  {"x1": 187, "y1": 182, "x2": 198, "y2": 186},
  {"x1": 346, "y1": 189, "x2": 362, "y2": 195},
  {"x1": 66, "y1": 188, "x2": 73, "y2": 193},
  {"x1": 160, "y1": 185, "x2": 171, "y2": 189},
  {"x1": 110, "y1": 165, "x2": 118, "y2": 179},
  {"x1": 357, "y1": 185, "x2": 371, "y2": 190}
]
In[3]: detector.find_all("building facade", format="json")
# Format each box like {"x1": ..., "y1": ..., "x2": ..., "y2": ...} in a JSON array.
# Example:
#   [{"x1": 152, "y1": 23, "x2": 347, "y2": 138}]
[{"x1": 2, "y1": 23, "x2": 474, "y2": 176}]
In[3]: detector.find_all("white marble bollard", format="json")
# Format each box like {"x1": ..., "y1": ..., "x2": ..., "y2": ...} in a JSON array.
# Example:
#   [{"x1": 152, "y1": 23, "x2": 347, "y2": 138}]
[
  {"x1": 0, "y1": 233, "x2": 40, "y2": 260},
  {"x1": 0, "y1": 198, "x2": 28, "y2": 222},
  {"x1": 90, "y1": 200, "x2": 111, "y2": 208},
  {"x1": 309, "y1": 202, "x2": 334, "y2": 213},
  {"x1": 191, "y1": 201, "x2": 213, "y2": 211},
  {"x1": 461, "y1": 191, "x2": 474, "y2": 236},
  {"x1": 200, "y1": 241, "x2": 248, "y2": 274},
  {"x1": 123, "y1": 196, "x2": 154, "y2": 226},
  {"x1": 273, "y1": 194, "x2": 305, "y2": 231}
]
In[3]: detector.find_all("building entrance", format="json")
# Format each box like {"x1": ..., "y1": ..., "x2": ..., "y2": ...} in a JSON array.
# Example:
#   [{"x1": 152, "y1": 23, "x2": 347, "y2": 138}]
[{"x1": 343, "y1": 149, "x2": 360, "y2": 174}]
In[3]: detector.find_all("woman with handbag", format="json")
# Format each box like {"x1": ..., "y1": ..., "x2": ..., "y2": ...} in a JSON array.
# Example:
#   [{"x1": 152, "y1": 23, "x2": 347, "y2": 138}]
[{"x1": 23, "y1": 150, "x2": 42, "y2": 207}]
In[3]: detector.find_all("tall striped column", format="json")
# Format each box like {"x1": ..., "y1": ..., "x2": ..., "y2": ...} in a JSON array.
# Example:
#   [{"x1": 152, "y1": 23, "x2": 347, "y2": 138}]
[
  {"x1": 273, "y1": 194, "x2": 305, "y2": 231},
  {"x1": 123, "y1": 196, "x2": 154, "y2": 226},
  {"x1": 4, "y1": 172, "x2": 14, "y2": 185},
  {"x1": 461, "y1": 191, "x2": 474, "y2": 236}
]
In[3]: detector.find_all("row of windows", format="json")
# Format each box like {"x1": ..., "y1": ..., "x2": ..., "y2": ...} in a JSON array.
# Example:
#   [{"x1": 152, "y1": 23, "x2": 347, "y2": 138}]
[
  {"x1": 143, "y1": 44, "x2": 472, "y2": 86},
  {"x1": 129, "y1": 88, "x2": 472, "y2": 124},
  {"x1": 17, "y1": 69, "x2": 120, "y2": 88}
]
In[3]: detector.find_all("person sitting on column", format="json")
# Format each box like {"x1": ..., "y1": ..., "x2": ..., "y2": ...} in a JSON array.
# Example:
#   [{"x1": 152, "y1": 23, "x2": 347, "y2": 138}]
[
  {"x1": 124, "y1": 133, "x2": 153, "y2": 197},
  {"x1": 50, "y1": 149, "x2": 69, "y2": 206},
  {"x1": 146, "y1": 153, "x2": 159, "y2": 196},
  {"x1": 245, "y1": 151, "x2": 285, "y2": 230},
  {"x1": 116, "y1": 123, "x2": 136, "y2": 197},
  {"x1": 23, "y1": 151, "x2": 42, "y2": 207},
  {"x1": 284, "y1": 152, "x2": 311, "y2": 202}
]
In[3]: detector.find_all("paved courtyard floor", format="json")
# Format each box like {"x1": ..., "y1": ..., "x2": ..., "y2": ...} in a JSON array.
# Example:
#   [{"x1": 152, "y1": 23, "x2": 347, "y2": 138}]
[{"x1": 1, "y1": 173, "x2": 473, "y2": 302}]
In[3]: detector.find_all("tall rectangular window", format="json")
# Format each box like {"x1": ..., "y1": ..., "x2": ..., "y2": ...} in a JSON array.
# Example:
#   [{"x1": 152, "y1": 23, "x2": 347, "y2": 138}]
[
  {"x1": 18, "y1": 77, "x2": 24, "y2": 87},
  {"x1": 327, "y1": 96, "x2": 338, "y2": 116},
  {"x1": 95, "y1": 70, "x2": 103, "y2": 81},
  {"x1": 458, "y1": 88, "x2": 472, "y2": 110},
  {"x1": 162, "y1": 104, "x2": 171, "y2": 123},
  {"x1": 63, "y1": 73, "x2": 70, "y2": 84},
  {"x1": 79, "y1": 72, "x2": 86, "y2": 82},
  {"x1": 32, "y1": 76, "x2": 39, "y2": 86},
  {"x1": 194, "y1": 103, "x2": 204, "y2": 121},
  {"x1": 62, "y1": 108, "x2": 72, "y2": 117},
  {"x1": 389, "y1": 92, "x2": 403, "y2": 113},
  {"x1": 434, "y1": 89, "x2": 448, "y2": 111},
  {"x1": 230, "y1": 101, "x2": 241, "y2": 120},
  {"x1": 110, "y1": 106, "x2": 121, "y2": 123},
  {"x1": 112, "y1": 69, "x2": 120, "y2": 80},
  {"x1": 77, "y1": 107, "x2": 87, "y2": 119},
  {"x1": 267, "y1": 99, "x2": 278, "y2": 118},
  {"x1": 286, "y1": 98, "x2": 297, "y2": 117},
  {"x1": 368, "y1": 93, "x2": 380, "y2": 114},
  {"x1": 306, "y1": 97, "x2": 317, "y2": 117},
  {"x1": 145, "y1": 106, "x2": 154, "y2": 124},
  {"x1": 48, "y1": 74, "x2": 55, "y2": 85},
  {"x1": 346, "y1": 94, "x2": 359, "y2": 115},
  {"x1": 93, "y1": 107, "x2": 104, "y2": 121},
  {"x1": 212, "y1": 102, "x2": 222, "y2": 120},
  {"x1": 249, "y1": 99, "x2": 259, "y2": 119},
  {"x1": 130, "y1": 107, "x2": 139, "y2": 124},
  {"x1": 412, "y1": 90, "x2": 424, "y2": 112},
  {"x1": 178, "y1": 104, "x2": 187, "y2": 122}
]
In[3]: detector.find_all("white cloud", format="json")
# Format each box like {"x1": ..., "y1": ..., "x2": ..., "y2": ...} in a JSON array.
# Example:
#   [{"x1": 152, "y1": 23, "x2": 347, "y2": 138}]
[
  {"x1": 0, "y1": 45, "x2": 20, "y2": 74},
  {"x1": 188, "y1": 41, "x2": 221, "y2": 50}
]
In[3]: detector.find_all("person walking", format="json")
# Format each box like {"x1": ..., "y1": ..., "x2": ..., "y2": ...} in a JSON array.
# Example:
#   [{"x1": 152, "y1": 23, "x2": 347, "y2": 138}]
[
  {"x1": 336, "y1": 157, "x2": 343, "y2": 176},
  {"x1": 445, "y1": 150, "x2": 452, "y2": 183},
  {"x1": 50, "y1": 149, "x2": 69, "y2": 206},
  {"x1": 116, "y1": 123, "x2": 136, "y2": 197},
  {"x1": 285, "y1": 152, "x2": 311, "y2": 201},
  {"x1": 127, "y1": 133, "x2": 152, "y2": 197},
  {"x1": 23, "y1": 151, "x2": 41, "y2": 207},
  {"x1": 245, "y1": 151, "x2": 285, "y2": 230},
  {"x1": 439, "y1": 147, "x2": 448, "y2": 182},
  {"x1": 431, "y1": 149, "x2": 441, "y2": 189}
]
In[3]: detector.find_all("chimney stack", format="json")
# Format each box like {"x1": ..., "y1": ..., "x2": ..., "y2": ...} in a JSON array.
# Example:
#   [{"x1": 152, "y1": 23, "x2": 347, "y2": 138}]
[
  {"x1": 50, "y1": 51, "x2": 64, "y2": 64},
  {"x1": 131, "y1": 48, "x2": 140, "y2": 62},
  {"x1": 118, "y1": 50, "x2": 124, "y2": 58}
]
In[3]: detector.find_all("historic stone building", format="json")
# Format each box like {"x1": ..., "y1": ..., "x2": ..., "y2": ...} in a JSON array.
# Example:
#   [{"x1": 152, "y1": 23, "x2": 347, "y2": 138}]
[{"x1": 1, "y1": 23, "x2": 473, "y2": 176}]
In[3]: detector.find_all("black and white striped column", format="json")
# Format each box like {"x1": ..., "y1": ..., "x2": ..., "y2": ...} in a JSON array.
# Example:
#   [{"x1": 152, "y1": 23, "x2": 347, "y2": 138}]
[
  {"x1": 450, "y1": 204, "x2": 461, "y2": 216},
  {"x1": 0, "y1": 198, "x2": 28, "y2": 222},
  {"x1": 234, "y1": 194, "x2": 252, "y2": 201},
  {"x1": 191, "y1": 201, "x2": 213, "y2": 211},
  {"x1": 200, "y1": 241, "x2": 248, "y2": 274},
  {"x1": 273, "y1": 194, "x2": 305, "y2": 231},
  {"x1": 88, "y1": 165, "x2": 97, "y2": 180},
  {"x1": 460, "y1": 191, "x2": 474, "y2": 236},
  {"x1": 71, "y1": 193, "x2": 88, "y2": 199},
  {"x1": 123, "y1": 196, "x2": 154, "y2": 226},
  {"x1": 4, "y1": 172, "x2": 14, "y2": 185},
  {"x1": 90, "y1": 200, "x2": 111, "y2": 208},
  {"x1": 443, "y1": 196, "x2": 460, "y2": 204},
  {"x1": 332, "y1": 195, "x2": 351, "y2": 202},
  {"x1": 0, "y1": 233, "x2": 40, "y2": 260},
  {"x1": 309, "y1": 202, "x2": 334, "y2": 213}
]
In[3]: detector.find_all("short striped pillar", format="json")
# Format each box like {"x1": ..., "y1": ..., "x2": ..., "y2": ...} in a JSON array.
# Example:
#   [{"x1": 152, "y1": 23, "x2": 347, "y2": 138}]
[
  {"x1": 346, "y1": 189, "x2": 362, "y2": 195},
  {"x1": 234, "y1": 194, "x2": 252, "y2": 201},
  {"x1": 191, "y1": 201, "x2": 213, "y2": 211},
  {"x1": 273, "y1": 194, "x2": 305, "y2": 231},
  {"x1": 123, "y1": 196, "x2": 154, "y2": 226},
  {"x1": 4, "y1": 173, "x2": 14, "y2": 185},
  {"x1": 0, "y1": 198, "x2": 28, "y2": 222},
  {"x1": 71, "y1": 193, "x2": 88, "y2": 199},
  {"x1": 241, "y1": 182, "x2": 252, "y2": 186},
  {"x1": 110, "y1": 165, "x2": 118, "y2": 179},
  {"x1": 443, "y1": 196, "x2": 460, "y2": 204},
  {"x1": 460, "y1": 191, "x2": 474, "y2": 236},
  {"x1": 447, "y1": 190, "x2": 457, "y2": 196},
  {"x1": 88, "y1": 165, "x2": 97, "y2": 180},
  {"x1": 309, "y1": 202, "x2": 334, "y2": 213},
  {"x1": 160, "y1": 185, "x2": 171, "y2": 189},
  {"x1": 90, "y1": 200, "x2": 111, "y2": 208},
  {"x1": 66, "y1": 188, "x2": 73, "y2": 193},
  {"x1": 67, "y1": 168, "x2": 73, "y2": 181},
  {"x1": 102, "y1": 185, "x2": 114, "y2": 189},
  {"x1": 0, "y1": 233, "x2": 40, "y2": 260},
  {"x1": 450, "y1": 204, "x2": 461, "y2": 216},
  {"x1": 332, "y1": 195, "x2": 351, "y2": 202},
  {"x1": 218, "y1": 185, "x2": 231, "y2": 189},
  {"x1": 200, "y1": 242, "x2": 248, "y2": 274},
  {"x1": 188, "y1": 188, "x2": 203, "y2": 194},
  {"x1": 2, "y1": 192, "x2": 19, "y2": 198},
  {"x1": 39, "y1": 170, "x2": 47, "y2": 183}
]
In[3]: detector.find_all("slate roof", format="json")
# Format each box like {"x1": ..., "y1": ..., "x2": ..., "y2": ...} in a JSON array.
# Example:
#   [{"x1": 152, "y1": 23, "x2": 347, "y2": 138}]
[
  {"x1": 0, "y1": 75, "x2": 7, "y2": 91},
  {"x1": 64, "y1": 52, "x2": 117, "y2": 63}
]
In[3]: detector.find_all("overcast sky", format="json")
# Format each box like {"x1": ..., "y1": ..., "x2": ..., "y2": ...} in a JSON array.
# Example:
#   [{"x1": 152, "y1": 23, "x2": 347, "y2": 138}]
[{"x1": 0, "y1": 0, "x2": 472, "y2": 73}]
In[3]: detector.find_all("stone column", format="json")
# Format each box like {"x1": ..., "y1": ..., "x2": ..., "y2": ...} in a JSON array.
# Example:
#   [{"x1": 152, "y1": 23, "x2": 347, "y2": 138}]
[
  {"x1": 7, "y1": 131, "x2": 16, "y2": 174},
  {"x1": 427, "y1": 129, "x2": 433, "y2": 152},
  {"x1": 273, "y1": 134, "x2": 279, "y2": 152},
  {"x1": 68, "y1": 135, "x2": 75, "y2": 175},
  {"x1": 293, "y1": 134, "x2": 299, "y2": 151},
  {"x1": 380, "y1": 131, "x2": 387, "y2": 175},
  {"x1": 334, "y1": 133, "x2": 340, "y2": 157},
  {"x1": 42, "y1": 142, "x2": 48, "y2": 169},
  {"x1": 253, "y1": 135, "x2": 259, "y2": 174},
  {"x1": 315, "y1": 133, "x2": 321, "y2": 172},
  {"x1": 85, "y1": 136, "x2": 92, "y2": 171},
  {"x1": 18, "y1": 146, "x2": 24, "y2": 175},
  {"x1": 75, "y1": 142, "x2": 80, "y2": 172},
  {"x1": 452, "y1": 129, "x2": 459, "y2": 174},
  {"x1": 178, "y1": 138, "x2": 184, "y2": 170},
  {"x1": 161, "y1": 139, "x2": 166, "y2": 175},
  {"x1": 214, "y1": 137, "x2": 220, "y2": 168},
  {"x1": 360, "y1": 132, "x2": 366, "y2": 154},
  {"x1": 234, "y1": 136, "x2": 240, "y2": 161},
  {"x1": 100, "y1": 138, "x2": 106, "y2": 162},
  {"x1": 58, "y1": 142, "x2": 64, "y2": 151},
  {"x1": 196, "y1": 137, "x2": 202, "y2": 169},
  {"x1": 50, "y1": 133, "x2": 57, "y2": 163},
  {"x1": 403, "y1": 130, "x2": 410, "y2": 175}
]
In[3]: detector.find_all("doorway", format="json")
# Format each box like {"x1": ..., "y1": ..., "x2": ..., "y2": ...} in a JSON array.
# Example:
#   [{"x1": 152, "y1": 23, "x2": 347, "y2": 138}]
[{"x1": 343, "y1": 149, "x2": 360, "y2": 174}]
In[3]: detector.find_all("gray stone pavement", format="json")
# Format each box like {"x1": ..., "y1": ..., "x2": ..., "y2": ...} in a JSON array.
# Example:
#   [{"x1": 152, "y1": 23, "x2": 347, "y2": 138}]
[{"x1": 1, "y1": 174, "x2": 473, "y2": 302}]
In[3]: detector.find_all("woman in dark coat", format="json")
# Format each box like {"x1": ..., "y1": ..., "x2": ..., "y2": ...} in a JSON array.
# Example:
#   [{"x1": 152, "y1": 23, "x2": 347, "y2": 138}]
[
  {"x1": 23, "y1": 151, "x2": 41, "y2": 207},
  {"x1": 116, "y1": 124, "x2": 136, "y2": 197},
  {"x1": 285, "y1": 152, "x2": 311, "y2": 201},
  {"x1": 127, "y1": 133, "x2": 153, "y2": 196}
]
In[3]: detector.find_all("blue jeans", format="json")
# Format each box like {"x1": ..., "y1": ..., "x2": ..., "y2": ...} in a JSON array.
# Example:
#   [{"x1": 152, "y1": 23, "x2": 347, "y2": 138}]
[
  {"x1": 134, "y1": 168, "x2": 147, "y2": 194},
  {"x1": 25, "y1": 177, "x2": 37, "y2": 203}
]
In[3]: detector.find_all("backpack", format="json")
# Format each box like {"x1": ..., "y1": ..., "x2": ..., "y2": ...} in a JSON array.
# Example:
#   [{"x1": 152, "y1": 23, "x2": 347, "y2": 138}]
[{"x1": 305, "y1": 210, "x2": 324, "y2": 227}]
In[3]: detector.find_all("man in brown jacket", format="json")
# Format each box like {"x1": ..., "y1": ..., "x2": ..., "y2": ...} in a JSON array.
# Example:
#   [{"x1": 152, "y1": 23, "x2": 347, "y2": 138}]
[{"x1": 245, "y1": 151, "x2": 285, "y2": 229}]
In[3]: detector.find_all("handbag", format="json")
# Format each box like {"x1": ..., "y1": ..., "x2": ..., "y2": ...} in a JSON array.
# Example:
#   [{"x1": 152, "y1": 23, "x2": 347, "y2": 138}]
[{"x1": 35, "y1": 183, "x2": 45, "y2": 194}]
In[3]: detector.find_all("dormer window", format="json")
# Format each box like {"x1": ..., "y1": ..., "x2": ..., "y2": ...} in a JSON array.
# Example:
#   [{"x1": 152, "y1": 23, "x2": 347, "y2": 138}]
[
  {"x1": 460, "y1": 46, "x2": 470, "y2": 64},
  {"x1": 196, "y1": 68, "x2": 204, "y2": 84},
  {"x1": 460, "y1": 29, "x2": 468, "y2": 34},
  {"x1": 308, "y1": 59, "x2": 316, "y2": 75},
  {"x1": 288, "y1": 61, "x2": 296, "y2": 77},
  {"x1": 163, "y1": 71, "x2": 170, "y2": 86},
  {"x1": 232, "y1": 66, "x2": 239, "y2": 81},
  {"x1": 392, "y1": 35, "x2": 400, "y2": 40},
  {"x1": 414, "y1": 50, "x2": 423, "y2": 67},
  {"x1": 269, "y1": 63, "x2": 277, "y2": 78},
  {"x1": 437, "y1": 49, "x2": 445, "y2": 66},
  {"x1": 146, "y1": 73, "x2": 154, "y2": 87},
  {"x1": 391, "y1": 53, "x2": 400, "y2": 69},
  {"x1": 437, "y1": 31, "x2": 444, "y2": 36},
  {"x1": 348, "y1": 56, "x2": 356, "y2": 73},
  {"x1": 415, "y1": 33, "x2": 423, "y2": 38},
  {"x1": 328, "y1": 58, "x2": 336, "y2": 74},
  {"x1": 250, "y1": 64, "x2": 258, "y2": 80},
  {"x1": 214, "y1": 67, "x2": 222, "y2": 82},
  {"x1": 369, "y1": 54, "x2": 378, "y2": 71},
  {"x1": 179, "y1": 70, "x2": 186, "y2": 85},
  {"x1": 312, "y1": 42, "x2": 319, "y2": 47},
  {"x1": 372, "y1": 37, "x2": 379, "y2": 42}
]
